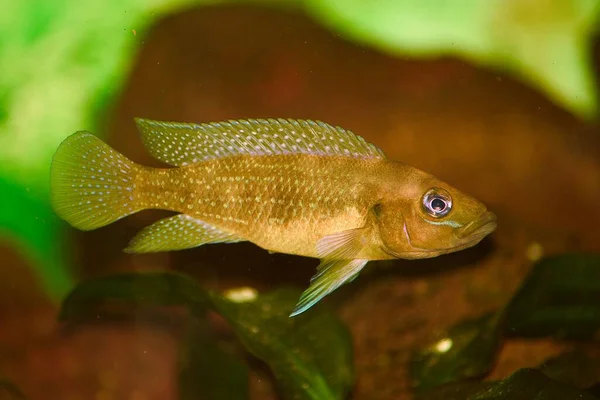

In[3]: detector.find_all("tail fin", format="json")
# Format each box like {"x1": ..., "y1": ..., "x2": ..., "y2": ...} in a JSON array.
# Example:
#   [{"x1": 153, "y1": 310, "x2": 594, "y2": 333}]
[{"x1": 50, "y1": 131, "x2": 142, "y2": 230}]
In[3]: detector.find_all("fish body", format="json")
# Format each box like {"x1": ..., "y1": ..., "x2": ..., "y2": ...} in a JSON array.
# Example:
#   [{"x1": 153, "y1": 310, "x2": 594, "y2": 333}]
[
  {"x1": 51, "y1": 118, "x2": 497, "y2": 316},
  {"x1": 134, "y1": 154, "x2": 384, "y2": 259}
]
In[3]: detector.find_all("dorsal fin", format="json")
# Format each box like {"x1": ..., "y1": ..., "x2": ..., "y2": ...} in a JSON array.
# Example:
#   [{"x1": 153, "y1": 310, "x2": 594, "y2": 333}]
[{"x1": 135, "y1": 118, "x2": 386, "y2": 166}]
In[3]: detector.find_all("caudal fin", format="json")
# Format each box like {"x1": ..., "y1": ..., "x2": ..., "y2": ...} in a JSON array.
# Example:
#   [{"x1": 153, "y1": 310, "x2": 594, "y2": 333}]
[{"x1": 50, "y1": 131, "x2": 142, "y2": 230}]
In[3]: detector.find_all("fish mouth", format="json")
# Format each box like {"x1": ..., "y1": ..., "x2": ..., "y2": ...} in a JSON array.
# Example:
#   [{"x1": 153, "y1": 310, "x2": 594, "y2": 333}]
[
  {"x1": 380, "y1": 213, "x2": 497, "y2": 260},
  {"x1": 455, "y1": 211, "x2": 497, "y2": 240}
]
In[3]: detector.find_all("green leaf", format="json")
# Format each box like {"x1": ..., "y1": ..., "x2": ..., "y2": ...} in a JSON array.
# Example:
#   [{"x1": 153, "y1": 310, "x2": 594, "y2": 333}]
[
  {"x1": 59, "y1": 272, "x2": 355, "y2": 400},
  {"x1": 409, "y1": 312, "x2": 503, "y2": 393},
  {"x1": 211, "y1": 288, "x2": 354, "y2": 400},
  {"x1": 179, "y1": 320, "x2": 249, "y2": 400},
  {"x1": 504, "y1": 253, "x2": 600, "y2": 339},
  {"x1": 306, "y1": 0, "x2": 600, "y2": 119},
  {"x1": 419, "y1": 368, "x2": 599, "y2": 400}
]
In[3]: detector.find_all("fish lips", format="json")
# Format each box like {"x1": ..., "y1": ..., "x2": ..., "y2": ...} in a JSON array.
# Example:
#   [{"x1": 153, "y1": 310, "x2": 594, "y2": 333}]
[{"x1": 455, "y1": 211, "x2": 497, "y2": 241}]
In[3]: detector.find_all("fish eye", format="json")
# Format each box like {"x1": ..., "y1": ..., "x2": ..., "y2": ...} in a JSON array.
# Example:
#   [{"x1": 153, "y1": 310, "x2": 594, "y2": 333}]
[{"x1": 422, "y1": 188, "x2": 452, "y2": 218}]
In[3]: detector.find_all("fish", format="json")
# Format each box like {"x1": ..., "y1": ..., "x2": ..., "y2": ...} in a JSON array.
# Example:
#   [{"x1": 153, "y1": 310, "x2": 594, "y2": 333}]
[{"x1": 50, "y1": 118, "x2": 497, "y2": 316}]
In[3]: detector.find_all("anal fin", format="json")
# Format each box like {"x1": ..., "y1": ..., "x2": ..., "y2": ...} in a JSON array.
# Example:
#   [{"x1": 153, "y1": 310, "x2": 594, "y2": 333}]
[
  {"x1": 124, "y1": 214, "x2": 244, "y2": 253},
  {"x1": 289, "y1": 258, "x2": 368, "y2": 317}
]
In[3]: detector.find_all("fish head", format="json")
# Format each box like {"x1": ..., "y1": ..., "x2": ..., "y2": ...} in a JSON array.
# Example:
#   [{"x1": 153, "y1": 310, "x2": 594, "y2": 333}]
[{"x1": 376, "y1": 170, "x2": 496, "y2": 259}]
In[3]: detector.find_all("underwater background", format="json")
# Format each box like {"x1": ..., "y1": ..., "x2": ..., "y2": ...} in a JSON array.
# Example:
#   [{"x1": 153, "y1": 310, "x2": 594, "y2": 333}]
[{"x1": 1, "y1": 1, "x2": 600, "y2": 399}]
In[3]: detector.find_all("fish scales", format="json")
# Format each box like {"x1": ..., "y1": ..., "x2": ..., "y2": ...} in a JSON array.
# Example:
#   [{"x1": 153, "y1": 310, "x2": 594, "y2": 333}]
[
  {"x1": 50, "y1": 117, "x2": 496, "y2": 316},
  {"x1": 136, "y1": 154, "x2": 377, "y2": 258}
]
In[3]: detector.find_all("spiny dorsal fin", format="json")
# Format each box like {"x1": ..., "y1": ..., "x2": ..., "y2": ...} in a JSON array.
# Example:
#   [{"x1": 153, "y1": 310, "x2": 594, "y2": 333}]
[{"x1": 135, "y1": 118, "x2": 386, "y2": 166}]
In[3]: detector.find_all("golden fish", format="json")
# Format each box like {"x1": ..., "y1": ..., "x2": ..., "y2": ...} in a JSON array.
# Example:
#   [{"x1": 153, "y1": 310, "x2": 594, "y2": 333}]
[{"x1": 50, "y1": 118, "x2": 497, "y2": 316}]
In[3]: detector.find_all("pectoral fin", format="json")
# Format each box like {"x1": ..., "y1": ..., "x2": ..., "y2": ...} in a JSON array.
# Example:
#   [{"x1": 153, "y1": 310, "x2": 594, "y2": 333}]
[
  {"x1": 316, "y1": 227, "x2": 369, "y2": 259},
  {"x1": 290, "y1": 258, "x2": 368, "y2": 317},
  {"x1": 289, "y1": 226, "x2": 372, "y2": 317},
  {"x1": 124, "y1": 214, "x2": 244, "y2": 253}
]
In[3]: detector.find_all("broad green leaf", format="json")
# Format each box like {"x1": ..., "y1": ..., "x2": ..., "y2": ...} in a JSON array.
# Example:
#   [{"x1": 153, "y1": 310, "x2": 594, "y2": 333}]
[
  {"x1": 179, "y1": 320, "x2": 249, "y2": 400},
  {"x1": 211, "y1": 288, "x2": 354, "y2": 400},
  {"x1": 419, "y1": 368, "x2": 599, "y2": 400},
  {"x1": 59, "y1": 272, "x2": 354, "y2": 400},
  {"x1": 409, "y1": 312, "x2": 503, "y2": 393},
  {"x1": 504, "y1": 253, "x2": 600, "y2": 339},
  {"x1": 306, "y1": 0, "x2": 600, "y2": 119}
]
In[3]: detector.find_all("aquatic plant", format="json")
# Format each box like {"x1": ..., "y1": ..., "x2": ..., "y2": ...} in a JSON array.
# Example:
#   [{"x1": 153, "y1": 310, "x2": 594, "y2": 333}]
[
  {"x1": 410, "y1": 253, "x2": 600, "y2": 399},
  {"x1": 59, "y1": 272, "x2": 354, "y2": 399},
  {"x1": 46, "y1": 253, "x2": 600, "y2": 399}
]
